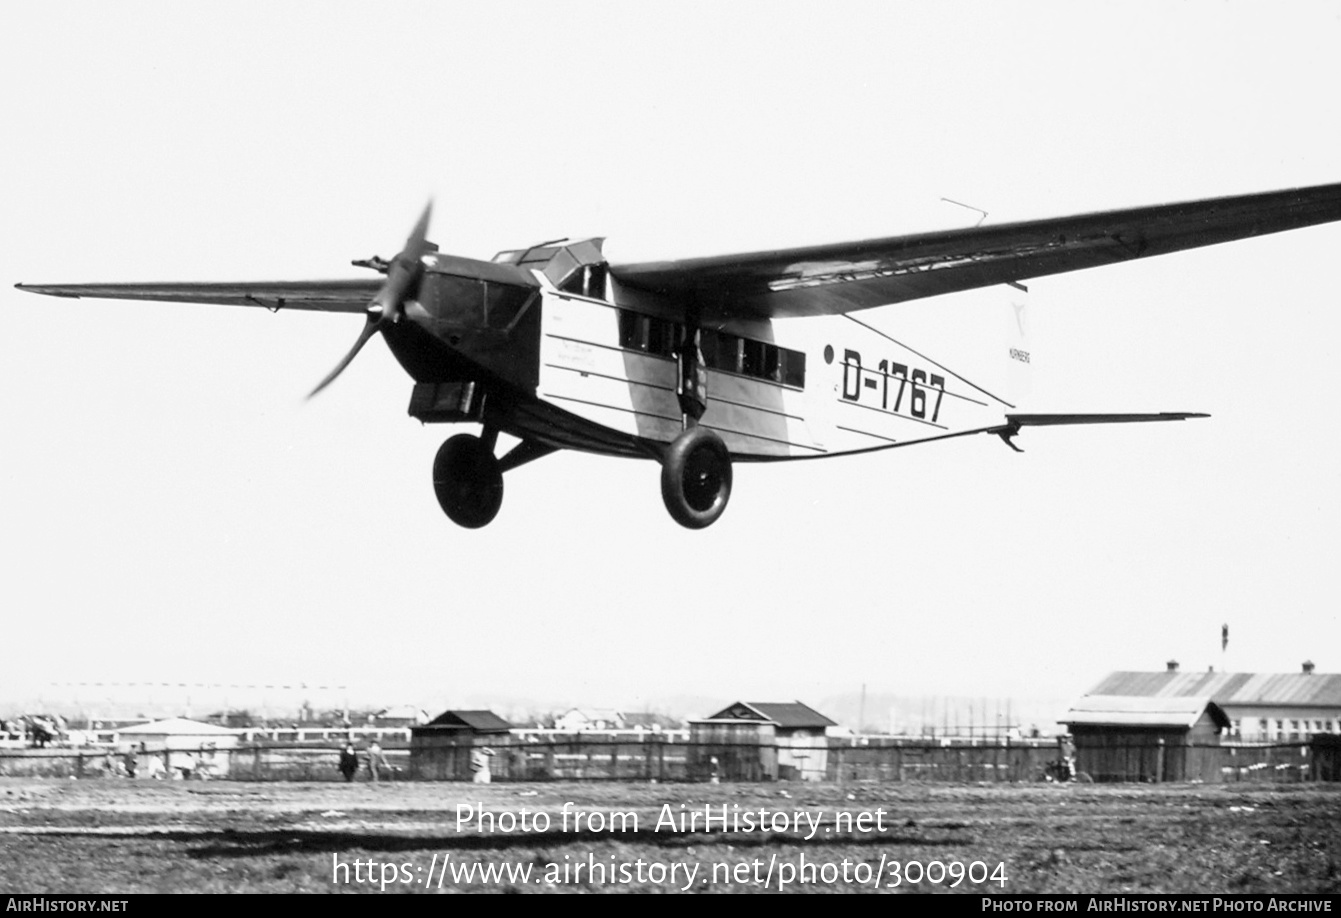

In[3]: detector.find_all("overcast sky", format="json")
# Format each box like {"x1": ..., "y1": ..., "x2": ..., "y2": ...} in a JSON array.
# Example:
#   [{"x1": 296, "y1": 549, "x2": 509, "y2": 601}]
[{"x1": 2, "y1": 2, "x2": 1338, "y2": 723}]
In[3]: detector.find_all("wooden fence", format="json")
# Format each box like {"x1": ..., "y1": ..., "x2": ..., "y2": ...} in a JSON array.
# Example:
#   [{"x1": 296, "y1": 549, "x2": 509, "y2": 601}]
[{"x1": 1, "y1": 738, "x2": 1335, "y2": 784}]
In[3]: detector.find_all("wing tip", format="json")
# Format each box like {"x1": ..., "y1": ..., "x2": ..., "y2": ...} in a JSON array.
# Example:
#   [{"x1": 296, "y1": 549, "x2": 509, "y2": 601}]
[{"x1": 14, "y1": 283, "x2": 81, "y2": 298}]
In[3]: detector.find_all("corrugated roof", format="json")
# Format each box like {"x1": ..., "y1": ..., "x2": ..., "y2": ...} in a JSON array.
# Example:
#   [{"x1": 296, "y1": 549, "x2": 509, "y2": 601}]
[
  {"x1": 702, "y1": 701, "x2": 837, "y2": 729},
  {"x1": 1061, "y1": 696, "x2": 1230, "y2": 729},
  {"x1": 1090, "y1": 671, "x2": 1341, "y2": 707}
]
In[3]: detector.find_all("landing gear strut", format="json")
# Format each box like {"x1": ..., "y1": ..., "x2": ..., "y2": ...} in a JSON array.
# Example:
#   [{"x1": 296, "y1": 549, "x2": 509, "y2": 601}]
[
  {"x1": 658, "y1": 320, "x2": 732, "y2": 529},
  {"x1": 433, "y1": 433, "x2": 503, "y2": 528}
]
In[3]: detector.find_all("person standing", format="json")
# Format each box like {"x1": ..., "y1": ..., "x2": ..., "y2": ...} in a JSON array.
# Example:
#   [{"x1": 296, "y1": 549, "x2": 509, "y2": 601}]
[
  {"x1": 367, "y1": 740, "x2": 388, "y2": 783},
  {"x1": 338, "y1": 744, "x2": 358, "y2": 782}
]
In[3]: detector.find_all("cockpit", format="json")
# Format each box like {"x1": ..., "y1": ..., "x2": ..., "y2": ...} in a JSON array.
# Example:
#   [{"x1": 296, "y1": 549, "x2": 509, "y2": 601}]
[{"x1": 493, "y1": 238, "x2": 608, "y2": 300}]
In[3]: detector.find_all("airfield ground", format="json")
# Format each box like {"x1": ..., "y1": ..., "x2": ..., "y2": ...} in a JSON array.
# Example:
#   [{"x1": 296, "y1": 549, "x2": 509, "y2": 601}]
[{"x1": 0, "y1": 778, "x2": 1338, "y2": 894}]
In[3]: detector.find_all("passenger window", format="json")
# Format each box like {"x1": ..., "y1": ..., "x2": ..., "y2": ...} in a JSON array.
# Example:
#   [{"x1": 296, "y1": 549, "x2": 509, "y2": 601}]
[
  {"x1": 781, "y1": 349, "x2": 806, "y2": 388},
  {"x1": 741, "y1": 339, "x2": 767, "y2": 378},
  {"x1": 619, "y1": 311, "x2": 649, "y2": 351},
  {"x1": 708, "y1": 333, "x2": 742, "y2": 373},
  {"x1": 647, "y1": 316, "x2": 677, "y2": 357}
]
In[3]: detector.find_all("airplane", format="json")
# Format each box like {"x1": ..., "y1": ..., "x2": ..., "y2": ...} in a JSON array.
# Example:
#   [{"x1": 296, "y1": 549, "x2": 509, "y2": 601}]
[{"x1": 16, "y1": 181, "x2": 1341, "y2": 529}]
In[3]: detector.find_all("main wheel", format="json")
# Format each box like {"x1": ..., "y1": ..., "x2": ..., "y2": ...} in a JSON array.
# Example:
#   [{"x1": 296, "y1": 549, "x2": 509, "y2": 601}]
[
  {"x1": 660, "y1": 426, "x2": 732, "y2": 529},
  {"x1": 433, "y1": 434, "x2": 504, "y2": 528}
]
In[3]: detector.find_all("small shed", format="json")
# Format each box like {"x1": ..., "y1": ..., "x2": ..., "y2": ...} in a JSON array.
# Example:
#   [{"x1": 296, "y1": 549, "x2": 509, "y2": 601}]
[
  {"x1": 409, "y1": 710, "x2": 513, "y2": 780},
  {"x1": 1059, "y1": 696, "x2": 1229, "y2": 783},
  {"x1": 689, "y1": 701, "x2": 837, "y2": 781},
  {"x1": 118, "y1": 717, "x2": 241, "y2": 779}
]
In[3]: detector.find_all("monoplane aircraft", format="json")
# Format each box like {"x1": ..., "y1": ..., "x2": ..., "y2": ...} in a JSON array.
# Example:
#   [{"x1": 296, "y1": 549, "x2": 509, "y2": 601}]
[{"x1": 17, "y1": 182, "x2": 1341, "y2": 528}]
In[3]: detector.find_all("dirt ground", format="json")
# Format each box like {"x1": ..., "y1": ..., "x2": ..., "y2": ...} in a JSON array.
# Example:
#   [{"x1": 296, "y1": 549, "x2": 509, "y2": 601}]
[{"x1": 1, "y1": 777, "x2": 1338, "y2": 893}]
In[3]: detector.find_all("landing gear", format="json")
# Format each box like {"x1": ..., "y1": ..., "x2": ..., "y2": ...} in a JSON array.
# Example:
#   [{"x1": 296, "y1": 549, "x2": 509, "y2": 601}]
[
  {"x1": 661, "y1": 426, "x2": 733, "y2": 529},
  {"x1": 433, "y1": 434, "x2": 503, "y2": 528}
]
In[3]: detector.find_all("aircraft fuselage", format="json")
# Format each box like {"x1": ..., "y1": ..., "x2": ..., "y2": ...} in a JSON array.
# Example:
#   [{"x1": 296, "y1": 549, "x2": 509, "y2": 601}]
[{"x1": 395, "y1": 246, "x2": 1029, "y2": 464}]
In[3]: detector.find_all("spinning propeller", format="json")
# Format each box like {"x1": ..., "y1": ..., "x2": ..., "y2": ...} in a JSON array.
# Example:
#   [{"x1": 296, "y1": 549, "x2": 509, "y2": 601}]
[{"x1": 308, "y1": 202, "x2": 433, "y2": 398}]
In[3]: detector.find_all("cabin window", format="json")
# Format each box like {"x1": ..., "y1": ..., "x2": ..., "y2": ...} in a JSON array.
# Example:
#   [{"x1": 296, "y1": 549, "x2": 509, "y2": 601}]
[
  {"x1": 615, "y1": 310, "x2": 805, "y2": 387},
  {"x1": 619, "y1": 310, "x2": 649, "y2": 351},
  {"x1": 704, "y1": 331, "x2": 742, "y2": 374},
  {"x1": 741, "y1": 339, "x2": 768, "y2": 378},
  {"x1": 558, "y1": 264, "x2": 608, "y2": 300},
  {"x1": 780, "y1": 349, "x2": 806, "y2": 387},
  {"x1": 618, "y1": 311, "x2": 677, "y2": 357}
]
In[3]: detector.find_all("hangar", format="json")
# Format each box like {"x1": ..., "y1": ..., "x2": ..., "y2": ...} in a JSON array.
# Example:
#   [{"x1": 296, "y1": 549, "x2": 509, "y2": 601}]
[
  {"x1": 1087, "y1": 662, "x2": 1341, "y2": 741},
  {"x1": 1059, "y1": 696, "x2": 1230, "y2": 783}
]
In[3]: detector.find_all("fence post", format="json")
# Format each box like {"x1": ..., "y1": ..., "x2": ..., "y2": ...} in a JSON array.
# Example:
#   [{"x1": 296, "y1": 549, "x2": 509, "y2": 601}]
[{"x1": 1155, "y1": 739, "x2": 1165, "y2": 783}]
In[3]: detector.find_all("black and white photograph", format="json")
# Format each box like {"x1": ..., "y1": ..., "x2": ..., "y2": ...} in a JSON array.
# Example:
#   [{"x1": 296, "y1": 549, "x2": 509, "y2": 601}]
[{"x1": 2, "y1": 0, "x2": 1339, "y2": 899}]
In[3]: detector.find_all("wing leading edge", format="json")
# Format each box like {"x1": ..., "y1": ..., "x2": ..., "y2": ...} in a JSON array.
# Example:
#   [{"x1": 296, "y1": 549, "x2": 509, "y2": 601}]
[
  {"x1": 12, "y1": 279, "x2": 380, "y2": 313},
  {"x1": 609, "y1": 181, "x2": 1341, "y2": 320}
]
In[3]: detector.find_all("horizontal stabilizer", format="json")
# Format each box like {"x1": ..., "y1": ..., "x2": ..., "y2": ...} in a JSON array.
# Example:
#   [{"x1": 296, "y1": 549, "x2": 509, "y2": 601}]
[
  {"x1": 1002, "y1": 412, "x2": 1208, "y2": 427},
  {"x1": 989, "y1": 412, "x2": 1207, "y2": 452}
]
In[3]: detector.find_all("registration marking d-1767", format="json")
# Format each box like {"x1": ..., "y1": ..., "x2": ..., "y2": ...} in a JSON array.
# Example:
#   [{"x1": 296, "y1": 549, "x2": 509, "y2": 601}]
[{"x1": 838, "y1": 348, "x2": 947, "y2": 424}]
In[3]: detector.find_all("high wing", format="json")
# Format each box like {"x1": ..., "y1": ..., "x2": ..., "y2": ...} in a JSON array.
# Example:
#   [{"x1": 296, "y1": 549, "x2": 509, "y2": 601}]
[
  {"x1": 12, "y1": 279, "x2": 379, "y2": 313},
  {"x1": 609, "y1": 181, "x2": 1341, "y2": 320}
]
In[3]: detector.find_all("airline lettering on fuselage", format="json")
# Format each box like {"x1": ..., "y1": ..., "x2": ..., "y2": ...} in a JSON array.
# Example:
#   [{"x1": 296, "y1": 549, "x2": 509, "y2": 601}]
[{"x1": 838, "y1": 347, "x2": 947, "y2": 423}]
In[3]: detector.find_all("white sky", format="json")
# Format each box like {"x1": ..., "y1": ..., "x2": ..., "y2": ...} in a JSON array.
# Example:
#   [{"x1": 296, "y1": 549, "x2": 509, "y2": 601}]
[{"x1": 2, "y1": 2, "x2": 1338, "y2": 722}]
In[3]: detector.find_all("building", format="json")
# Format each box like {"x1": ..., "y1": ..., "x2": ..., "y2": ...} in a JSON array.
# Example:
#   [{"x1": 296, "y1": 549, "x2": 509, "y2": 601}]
[
  {"x1": 552, "y1": 708, "x2": 626, "y2": 732},
  {"x1": 620, "y1": 712, "x2": 683, "y2": 732},
  {"x1": 1087, "y1": 661, "x2": 1341, "y2": 741},
  {"x1": 1059, "y1": 695, "x2": 1229, "y2": 782},
  {"x1": 117, "y1": 717, "x2": 241, "y2": 778},
  {"x1": 689, "y1": 701, "x2": 837, "y2": 781},
  {"x1": 408, "y1": 710, "x2": 513, "y2": 780}
]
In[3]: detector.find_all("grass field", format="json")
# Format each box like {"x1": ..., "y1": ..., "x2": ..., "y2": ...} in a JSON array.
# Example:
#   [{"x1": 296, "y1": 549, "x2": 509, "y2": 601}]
[{"x1": 1, "y1": 777, "x2": 1338, "y2": 893}]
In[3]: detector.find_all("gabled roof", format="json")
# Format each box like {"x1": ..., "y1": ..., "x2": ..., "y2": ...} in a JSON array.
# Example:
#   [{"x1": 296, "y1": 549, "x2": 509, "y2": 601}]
[
  {"x1": 555, "y1": 708, "x2": 624, "y2": 725},
  {"x1": 621, "y1": 712, "x2": 682, "y2": 730},
  {"x1": 1061, "y1": 696, "x2": 1231, "y2": 730},
  {"x1": 118, "y1": 717, "x2": 239, "y2": 736},
  {"x1": 1089, "y1": 671, "x2": 1341, "y2": 707},
  {"x1": 421, "y1": 710, "x2": 513, "y2": 733},
  {"x1": 701, "y1": 701, "x2": 837, "y2": 729}
]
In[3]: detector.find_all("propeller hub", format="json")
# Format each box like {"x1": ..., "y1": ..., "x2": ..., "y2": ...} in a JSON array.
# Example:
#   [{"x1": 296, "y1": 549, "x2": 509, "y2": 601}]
[{"x1": 307, "y1": 201, "x2": 433, "y2": 399}]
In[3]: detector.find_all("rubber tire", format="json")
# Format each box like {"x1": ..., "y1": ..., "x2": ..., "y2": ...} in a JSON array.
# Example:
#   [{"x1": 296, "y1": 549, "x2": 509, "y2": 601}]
[
  {"x1": 433, "y1": 434, "x2": 504, "y2": 529},
  {"x1": 660, "y1": 427, "x2": 732, "y2": 529}
]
